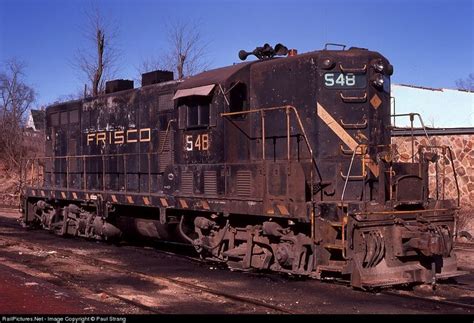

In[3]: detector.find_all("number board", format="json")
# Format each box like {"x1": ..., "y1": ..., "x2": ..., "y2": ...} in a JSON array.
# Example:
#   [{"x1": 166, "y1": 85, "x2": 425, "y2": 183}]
[
  {"x1": 323, "y1": 73, "x2": 366, "y2": 89},
  {"x1": 184, "y1": 133, "x2": 209, "y2": 152}
]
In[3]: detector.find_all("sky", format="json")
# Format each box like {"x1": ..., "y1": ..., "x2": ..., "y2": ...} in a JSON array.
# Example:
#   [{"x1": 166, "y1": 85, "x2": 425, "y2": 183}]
[{"x1": 0, "y1": 0, "x2": 473, "y2": 108}]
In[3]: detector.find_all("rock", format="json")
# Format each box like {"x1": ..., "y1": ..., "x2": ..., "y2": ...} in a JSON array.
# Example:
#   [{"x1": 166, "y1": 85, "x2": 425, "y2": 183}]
[
  {"x1": 391, "y1": 134, "x2": 473, "y2": 232},
  {"x1": 467, "y1": 183, "x2": 474, "y2": 192},
  {"x1": 414, "y1": 284, "x2": 435, "y2": 294}
]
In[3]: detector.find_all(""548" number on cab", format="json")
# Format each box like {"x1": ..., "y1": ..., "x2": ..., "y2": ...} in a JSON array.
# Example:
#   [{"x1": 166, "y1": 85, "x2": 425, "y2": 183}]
[{"x1": 185, "y1": 134, "x2": 209, "y2": 151}]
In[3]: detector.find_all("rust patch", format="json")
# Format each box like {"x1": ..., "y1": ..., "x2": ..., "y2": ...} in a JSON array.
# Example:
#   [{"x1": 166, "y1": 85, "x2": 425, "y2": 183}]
[
  {"x1": 126, "y1": 196, "x2": 134, "y2": 204},
  {"x1": 364, "y1": 157, "x2": 380, "y2": 177}
]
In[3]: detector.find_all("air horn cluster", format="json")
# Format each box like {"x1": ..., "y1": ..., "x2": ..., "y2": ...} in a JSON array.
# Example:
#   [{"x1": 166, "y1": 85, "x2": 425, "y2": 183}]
[{"x1": 238, "y1": 43, "x2": 290, "y2": 61}]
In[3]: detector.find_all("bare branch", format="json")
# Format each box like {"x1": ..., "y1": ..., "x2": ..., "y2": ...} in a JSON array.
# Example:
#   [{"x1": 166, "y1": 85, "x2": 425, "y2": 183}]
[
  {"x1": 72, "y1": 3, "x2": 121, "y2": 97},
  {"x1": 138, "y1": 19, "x2": 211, "y2": 82},
  {"x1": 0, "y1": 58, "x2": 36, "y2": 170},
  {"x1": 455, "y1": 73, "x2": 474, "y2": 91}
]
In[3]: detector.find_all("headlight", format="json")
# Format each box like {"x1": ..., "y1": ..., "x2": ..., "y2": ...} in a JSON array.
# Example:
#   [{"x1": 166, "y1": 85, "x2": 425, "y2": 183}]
[
  {"x1": 321, "y1": 58, "x2": 335, "y2": 69},
  {"x1": 373, "y1": 73, "x2": 384, "y2": 87},
  {"x1": 373, "y1": 59, "x2": 384, "y2": 72}
]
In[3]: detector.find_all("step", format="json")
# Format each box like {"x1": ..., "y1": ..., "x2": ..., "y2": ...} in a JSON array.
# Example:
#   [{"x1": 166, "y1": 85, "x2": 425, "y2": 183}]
[
  {"x1": 316, "y1": 260, "x2": 347, "y2": 273},
  {"x1": 324, "y1": 244, "x2": 344, "y2": 250},
  {"x1": 323, "y1": 240, "x2": 346, "y2": 250}
]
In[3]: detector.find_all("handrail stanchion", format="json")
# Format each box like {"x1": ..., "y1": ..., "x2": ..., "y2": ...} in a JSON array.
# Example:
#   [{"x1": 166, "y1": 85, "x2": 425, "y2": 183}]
[
  {"x1": 83, "y1": 156, "x2": 87, "y2": 191},
  {"x1": 31, "y1": 159, "x2": 35, "y2": 187},
  {"x1": 102, "y1": 155, "x2": 106, "y2": 191},
  {"x1": 341, "y1": 145, "x2": 360, "y2": 202},
  {"x1": 286, "y1": 107, "x2": 291, "y2": 161},
  {"x1": 124, "y1": 155, "x2": 127, "y2": 193},
  {"x1": 261, "y1": 111, "x2": 265, "y2": 160},
  {"x1": 446, "y1": 146, "x2": 461, "y2": 207},
  {"x1": 410, "y1": 114, "x2": 415, "y2": 162},
  {"x1": 148, "y1": 153, "x2": 151, "y2": 195},
  {"x1": 66, "y1": 156, "x2": 69, "y2": 192}
]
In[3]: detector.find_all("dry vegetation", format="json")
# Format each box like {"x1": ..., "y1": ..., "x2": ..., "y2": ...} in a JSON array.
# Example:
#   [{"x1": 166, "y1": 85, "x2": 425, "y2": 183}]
[{"x1": 0, "y1": 59, "x2": 43, "y2": 205}]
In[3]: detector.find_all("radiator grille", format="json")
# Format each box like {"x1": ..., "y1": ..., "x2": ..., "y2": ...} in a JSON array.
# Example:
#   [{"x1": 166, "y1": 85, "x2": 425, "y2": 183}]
[
  {"x1": 181, "y1": 171, "x2": 194, "y2": 195},
  {"x1": 204, "y1": 171, "x2": 217, "y2": 196},
  {"x1": 236, "y1": 170, "x2": 252, "y2": 197}
]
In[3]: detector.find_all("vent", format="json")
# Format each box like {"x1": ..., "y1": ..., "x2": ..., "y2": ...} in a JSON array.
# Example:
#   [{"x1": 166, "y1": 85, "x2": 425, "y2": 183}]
[
  {"x1": 105, "y1": 79, "x2": 134, "y2": 94},
  {"x1": 158, "y1": 93, "x2": 174, "y2": 111},
  {"x1": 142, "y1": 70, "x2": 174, "y2": 86},
  {"x1": 236, "y1": 170, "x2": 252, "y2": 197},
  {"x1": 181, "y1": 171, "x2": 194, "y2": 195},
  {"x1": 158, "y1": 131, "x2": 173, "y2": 173},
  {"x1": 204, "y1": 171, "x2": 217, "y2": 196}
]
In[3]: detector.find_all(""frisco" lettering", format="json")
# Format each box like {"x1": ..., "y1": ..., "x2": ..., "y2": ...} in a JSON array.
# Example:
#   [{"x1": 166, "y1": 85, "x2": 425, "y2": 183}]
[{"x1": 86, "y1": 128, "x2": 151, "y2": 145}]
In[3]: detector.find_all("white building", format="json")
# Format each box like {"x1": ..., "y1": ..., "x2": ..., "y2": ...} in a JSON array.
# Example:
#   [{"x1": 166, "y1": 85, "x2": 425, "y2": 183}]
[
  {"x1": 26, "y1": 109, "x2": 46, "y2": 132},
  {"x1": 391, "y1": 84, "x2": 474, "y2": 128}
]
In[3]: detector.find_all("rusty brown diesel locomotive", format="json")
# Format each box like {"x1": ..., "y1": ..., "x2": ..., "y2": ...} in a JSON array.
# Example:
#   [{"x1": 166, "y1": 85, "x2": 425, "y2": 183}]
[{"x1": 21, "y1": 44, "x2": 463, "y2": 287}]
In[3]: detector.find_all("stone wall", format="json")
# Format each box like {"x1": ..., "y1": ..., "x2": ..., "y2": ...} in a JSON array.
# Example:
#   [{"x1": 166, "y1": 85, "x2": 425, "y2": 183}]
[{"x1": 391, "y1": 133, "x2": 473, "y2": 233}]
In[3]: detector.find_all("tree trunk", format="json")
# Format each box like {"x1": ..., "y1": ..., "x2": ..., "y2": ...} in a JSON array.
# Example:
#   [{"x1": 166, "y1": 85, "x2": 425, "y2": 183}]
[
  {"x1": 177, "y1": 54, "x2": 186, "y2": 80},
  {"x1": 92, "y1": 30, "x2": 105, "y2": 97}
]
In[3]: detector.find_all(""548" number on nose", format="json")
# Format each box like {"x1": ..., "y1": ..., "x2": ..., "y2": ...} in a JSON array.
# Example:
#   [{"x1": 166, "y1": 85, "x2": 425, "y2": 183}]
[{"x1": 324, "y1": 73, "x2": 356, "y2": 86}]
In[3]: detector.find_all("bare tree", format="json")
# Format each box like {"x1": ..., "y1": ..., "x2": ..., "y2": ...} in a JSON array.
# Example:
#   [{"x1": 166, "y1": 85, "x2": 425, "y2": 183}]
[
  {"x1": 166, "y1": 20, "x2": 210, "y2": 79},
  {"x1": 74, "y1": 5, "x2": 120, "y2": 97},
  {"x1": 455, "y1": 73, "x2": 474, "y2": 91},
  {"x1": 137, "y1": 20, "x2": 210, "y2": 83},
  {"x1": 55, "y1": 88, "x2": 86, "y2": 103},
  {"x1": 0, "y1": 59, "x2": 35, "y2": 170}
]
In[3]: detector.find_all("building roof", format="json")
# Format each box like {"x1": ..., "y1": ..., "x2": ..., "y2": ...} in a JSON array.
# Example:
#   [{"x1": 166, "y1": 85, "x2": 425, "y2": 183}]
[{"x1": 392, "y1": 127, "x2": 474, "y2": 136}]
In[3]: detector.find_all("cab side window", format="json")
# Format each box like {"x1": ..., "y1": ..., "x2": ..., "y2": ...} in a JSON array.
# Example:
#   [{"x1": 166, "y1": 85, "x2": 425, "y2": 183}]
[
  {"x1": 229, "y1": 82, "x2": 248, "y2": 119},
  {"x1": 178, "y1": 96, "x2": 211, "y2": 129}
]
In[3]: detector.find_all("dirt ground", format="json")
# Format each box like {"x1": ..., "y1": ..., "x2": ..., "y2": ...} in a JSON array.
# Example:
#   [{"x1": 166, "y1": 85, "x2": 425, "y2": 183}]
[{"x1": 0, "y1": 210, "x2": 472, "y2": 315}]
